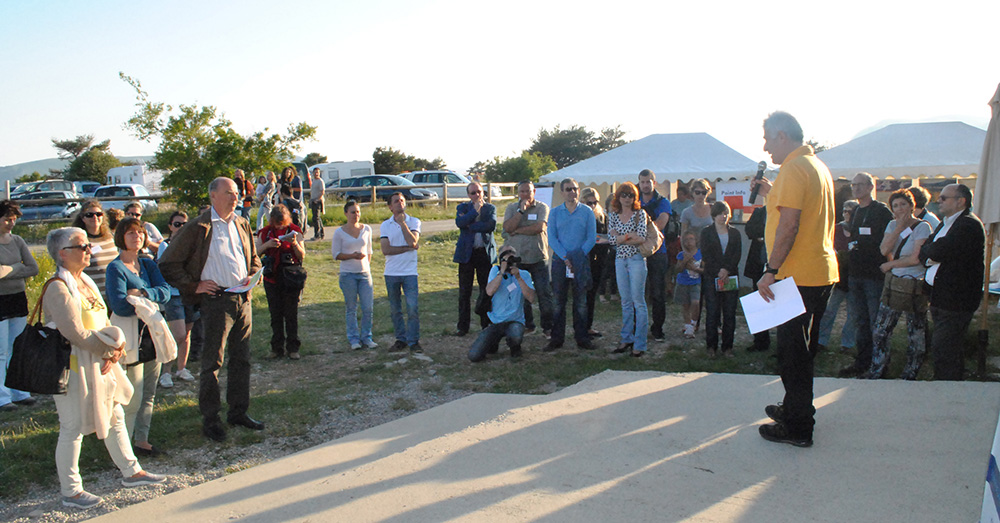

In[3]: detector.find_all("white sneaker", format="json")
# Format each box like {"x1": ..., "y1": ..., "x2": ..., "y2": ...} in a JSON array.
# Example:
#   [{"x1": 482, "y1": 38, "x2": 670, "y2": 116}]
[
  {"x1": 683, "y1": 323, "x2": 695, "y2": 339},
  {"x1": 175, "y1": 368, "x2": 195, "y2": 382},
  {"x1": 363, "y1": 340, "x2": 379, "y2": 349},
  {"x1": 350, "y1": 342, "x2": 362, "y2": 350},
  {"x1": 158, "y1": 372, "x2": 174, "y2": 388}
]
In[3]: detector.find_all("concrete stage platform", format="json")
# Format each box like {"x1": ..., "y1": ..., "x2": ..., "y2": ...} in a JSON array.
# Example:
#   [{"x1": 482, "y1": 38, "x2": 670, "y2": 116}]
[{"x1": 91, "y1": 371, "x2": 1000, "y2": 522}]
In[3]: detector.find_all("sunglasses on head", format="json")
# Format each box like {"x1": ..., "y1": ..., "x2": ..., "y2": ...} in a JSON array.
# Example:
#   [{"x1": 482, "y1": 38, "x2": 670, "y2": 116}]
[{"x1": 83, "y1": 212, "x2": 103, "y2": 219}]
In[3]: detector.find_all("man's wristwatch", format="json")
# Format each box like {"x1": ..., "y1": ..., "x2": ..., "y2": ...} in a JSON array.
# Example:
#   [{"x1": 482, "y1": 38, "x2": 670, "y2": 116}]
[{"x1": 764, "y1": 263, "x2": 779, "y2": 275}]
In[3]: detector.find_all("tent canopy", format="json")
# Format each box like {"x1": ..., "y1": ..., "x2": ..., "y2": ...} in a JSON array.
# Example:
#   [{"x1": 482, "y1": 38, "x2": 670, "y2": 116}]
[
  {"x1": 539, "y1": 133, "x2": 760, "y2": 185},
  {"x1": 816, "y1": 122, "x2": 986, "y2": 180}
]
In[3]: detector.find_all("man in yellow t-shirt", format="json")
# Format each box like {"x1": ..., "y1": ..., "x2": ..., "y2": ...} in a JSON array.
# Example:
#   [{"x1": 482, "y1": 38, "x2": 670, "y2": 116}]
[{"x1": 752, "y1": 111, "x2": 838, "y2": 448}]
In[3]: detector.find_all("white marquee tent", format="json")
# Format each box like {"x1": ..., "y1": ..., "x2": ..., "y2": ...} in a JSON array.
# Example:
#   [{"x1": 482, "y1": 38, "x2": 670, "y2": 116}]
[
  {"x1": 539, "y1": 133, "x2": 761, "y2": 185},
  {"x1": 816, "y1": 121, "x2": 986, "y2": 180}
]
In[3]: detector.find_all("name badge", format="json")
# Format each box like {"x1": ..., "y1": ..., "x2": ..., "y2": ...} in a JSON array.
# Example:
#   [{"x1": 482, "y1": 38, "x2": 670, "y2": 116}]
[
  {"x1": 566, "y1": 266, "x2": 574, "y2": 279},
  {"x1": 898, "y1": 228, "x2": 912, "y2": 240},
  {"x1": 527, "y1": 213, "x2": 537, "y2": 220},
  {"x1": 507, "y1": 282, "x2": 518, "y2": 292},
  {"x1": 859, "y1": 227, "x2": 872, "y2": 235}
]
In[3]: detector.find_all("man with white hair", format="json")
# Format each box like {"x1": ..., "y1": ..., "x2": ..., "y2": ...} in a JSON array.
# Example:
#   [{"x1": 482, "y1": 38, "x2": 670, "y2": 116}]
[
  {"x1": 752, "y1": 111, "x2": 838, "y2": 447},
  {"x1": 159, "y1": 177, "x2": 263, "y2": 442}
]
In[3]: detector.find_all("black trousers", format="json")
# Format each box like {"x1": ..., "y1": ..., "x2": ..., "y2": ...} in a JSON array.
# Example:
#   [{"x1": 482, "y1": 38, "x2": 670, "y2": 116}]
[
  {"x1": 264, "y1": 277, "x2": 302, "y2": 356},
  {"x1": 199, "y1": 292, "x2": 252, "y2": 422},
  {"x1": 457, "y1": 248, "x2": 492, "y2": 333},
  {"x1": 775, "y1": 284, "x2": 833, "y2": 438},
  {"x1": 930, "y1": 306, "x2": 975, "y2": 381},
  {"x1": 645, "y1": 252, "x2": 668, "y2": 338}
]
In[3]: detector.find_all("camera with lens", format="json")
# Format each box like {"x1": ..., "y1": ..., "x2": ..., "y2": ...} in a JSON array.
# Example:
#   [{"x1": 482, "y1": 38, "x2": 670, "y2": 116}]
[{"x1": 501, "y1": 254, "x2": 521, "y2": 273}]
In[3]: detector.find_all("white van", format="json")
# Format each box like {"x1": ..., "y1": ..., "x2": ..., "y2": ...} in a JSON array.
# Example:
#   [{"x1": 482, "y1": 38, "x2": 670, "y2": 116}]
[{"x1": 310, "y1": 161, "x2": 375, "y2": 187}]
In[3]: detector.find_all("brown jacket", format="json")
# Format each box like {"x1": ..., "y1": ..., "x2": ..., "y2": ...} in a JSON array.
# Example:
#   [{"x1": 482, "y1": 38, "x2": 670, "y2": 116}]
[{"x1": 158, "y1": 209, "x2": 261, "y2": 305}]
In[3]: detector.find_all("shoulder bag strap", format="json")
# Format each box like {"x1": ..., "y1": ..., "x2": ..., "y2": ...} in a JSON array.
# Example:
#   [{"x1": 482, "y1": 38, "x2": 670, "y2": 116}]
[{"x1": 30, "y1": 278, "x2": 62, "y2": 325}]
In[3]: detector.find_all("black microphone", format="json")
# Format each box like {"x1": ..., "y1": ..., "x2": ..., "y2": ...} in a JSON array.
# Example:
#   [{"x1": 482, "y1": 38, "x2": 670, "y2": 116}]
[{"x1": 748, "y1": 161, "x2": 768, "y2": 205}]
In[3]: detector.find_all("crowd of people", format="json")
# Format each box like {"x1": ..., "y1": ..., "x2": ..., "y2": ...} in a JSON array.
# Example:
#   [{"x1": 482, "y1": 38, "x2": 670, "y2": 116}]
[{"x1": 0, "y1": 111, "x2": 993, "y2": 508}]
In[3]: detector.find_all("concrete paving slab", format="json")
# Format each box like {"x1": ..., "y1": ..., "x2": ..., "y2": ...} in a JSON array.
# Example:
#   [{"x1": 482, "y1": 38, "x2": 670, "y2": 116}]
[{"x1": 90, "y1": 371, "x2": 1000, "y2": 522}]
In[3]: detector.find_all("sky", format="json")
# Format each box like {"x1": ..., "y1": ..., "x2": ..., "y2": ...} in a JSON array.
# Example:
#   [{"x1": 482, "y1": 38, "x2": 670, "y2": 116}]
[{"x1": 1, "y1": 0, "x2": 997, "y2": 175}]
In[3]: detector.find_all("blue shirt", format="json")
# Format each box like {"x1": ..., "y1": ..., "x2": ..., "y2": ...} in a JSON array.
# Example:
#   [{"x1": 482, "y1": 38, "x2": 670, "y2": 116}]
[
  {"x1": 641, "y1": 191, "x2": 672, "y2": 255},
  {"x1": 105, "y1": 257, "x2": 172, "y2": 317},
  {"x1": 675, "y1": 250, "x2": 702, "y2": 286},
  {"x1": 548, "y1": 203, "x2": 596, "y2": 260},
  {"x1": 487, "y1": 266, "x2": 534, "y2": 325}
]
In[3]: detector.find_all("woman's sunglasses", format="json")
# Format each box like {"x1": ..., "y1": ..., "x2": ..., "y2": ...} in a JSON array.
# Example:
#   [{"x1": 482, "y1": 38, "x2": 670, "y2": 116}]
[
  {"x1": 82, "y1": 212, "x2": 103, "y2": 219},
  {"x1": 171, "y1": 221, "x2": 187, "y2": 228}
]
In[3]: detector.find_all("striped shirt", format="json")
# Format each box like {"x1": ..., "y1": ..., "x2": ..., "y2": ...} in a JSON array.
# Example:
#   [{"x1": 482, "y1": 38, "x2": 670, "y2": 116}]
[{"x1": 85, "y1": 233, "x2": 118, "y2": 300}]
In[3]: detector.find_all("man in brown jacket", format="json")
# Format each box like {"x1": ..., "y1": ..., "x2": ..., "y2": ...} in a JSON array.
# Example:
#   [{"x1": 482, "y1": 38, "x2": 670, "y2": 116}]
[{"x1": 159, "y1": 177, "x2": 263, "y2": 442}]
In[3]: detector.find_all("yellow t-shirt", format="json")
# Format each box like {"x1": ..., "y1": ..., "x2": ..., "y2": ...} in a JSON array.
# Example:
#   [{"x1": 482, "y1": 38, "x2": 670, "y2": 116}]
[{"x1": 765, "y1": 145, "x2": 839, "y2": 286}]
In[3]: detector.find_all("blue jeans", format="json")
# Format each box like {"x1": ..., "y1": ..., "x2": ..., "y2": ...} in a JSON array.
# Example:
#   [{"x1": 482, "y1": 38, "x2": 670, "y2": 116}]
[
  {"x1": 467, "y1": 321, "x2": 525, "y2": 362},
  {"x1": 615, "y1": 254, "x2": 648, "y2": 352},
  {"x1": 817, "y1": 286, "x2": 856, "y2": 348},
  {"x1": 550, "y1": 256, "x2": 589, "y2": 346},
  {"x1": 385, "y1": 275, "x2": 420, "y2": 345},
  {"x1": 520, "y1": 261, "x2": 553, "y2": 332},
  {"x1": 0, "y1": 315, "x2": 29, "y2": 406},
  {"x1": 340, "y1": 272, "x2": 374, "y2": 345},
  {"x1": 849, "y1": 277, "x2": 883, "y2": 370}
]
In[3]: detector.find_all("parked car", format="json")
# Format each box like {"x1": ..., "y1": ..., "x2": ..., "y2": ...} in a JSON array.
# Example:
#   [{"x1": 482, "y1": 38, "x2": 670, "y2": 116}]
[
  {"x1": 11, "y1": 179, "x2": 76, "y2": 197},
  {"x1": 329, "y1": 175, "x2": 439, "y2": 203},
  {"x1": 93, "y1": 184, "x2": 159, "y2": 212},
  {"x1": 74, "y1": 181, "x2": 102, "y2": 198},
  {"x1": 16, "y1": 191, "x2": 81, "y2": 220},
  {"x1": 401, "y1": 170, "x2": 502, "y2": 200},
  {"x1": 10, "y1": 182, "x2": 39, "y2": 197}
]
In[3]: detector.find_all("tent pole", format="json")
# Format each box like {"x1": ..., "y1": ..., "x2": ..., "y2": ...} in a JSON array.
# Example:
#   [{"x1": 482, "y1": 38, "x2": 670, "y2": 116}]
[{"x1": 978, "y1": 223, "x2": 995, "y2": 375}]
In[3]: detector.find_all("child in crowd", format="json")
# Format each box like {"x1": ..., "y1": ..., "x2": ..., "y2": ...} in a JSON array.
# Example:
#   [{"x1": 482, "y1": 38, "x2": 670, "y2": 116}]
[{"x1": 675, "y1": 231, "x2": 702, "y2": 338}]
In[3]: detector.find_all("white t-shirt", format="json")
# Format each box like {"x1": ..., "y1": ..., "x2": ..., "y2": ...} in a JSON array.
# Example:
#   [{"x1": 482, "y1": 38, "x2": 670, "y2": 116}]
[
  {"x1": 381, "y1": 214, "x2": 421, "y2": 276},
  {"x1": 331, "y1": 224, "x2": 372, "y2": 274}
]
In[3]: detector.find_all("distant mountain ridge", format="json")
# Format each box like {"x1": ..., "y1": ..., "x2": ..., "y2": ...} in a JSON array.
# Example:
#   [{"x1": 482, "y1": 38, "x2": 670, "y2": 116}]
[{"x1": 0, "y1": 156, "x2": 155, "y2": 184}]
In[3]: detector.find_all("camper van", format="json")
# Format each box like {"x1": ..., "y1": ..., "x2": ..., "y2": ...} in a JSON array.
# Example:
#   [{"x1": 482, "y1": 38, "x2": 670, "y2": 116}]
[
  {"x1": 309, "y1": 161, "x2": 375, "y2": 187},
  {"x1": 106, "y1": 165, "x2": 165, "y2": 193}
]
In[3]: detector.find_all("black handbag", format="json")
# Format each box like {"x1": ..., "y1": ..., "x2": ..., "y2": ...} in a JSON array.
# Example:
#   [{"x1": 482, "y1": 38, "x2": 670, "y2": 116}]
[
  {"x1": 129, "y1": 320, "x2": 156, "y2": 366},
  {"x1": 280, "y1": 251, "x2": 307, "y2": 292},
  {"x1": 4, "y1": 279, "x2": 72, "y2": 395}
]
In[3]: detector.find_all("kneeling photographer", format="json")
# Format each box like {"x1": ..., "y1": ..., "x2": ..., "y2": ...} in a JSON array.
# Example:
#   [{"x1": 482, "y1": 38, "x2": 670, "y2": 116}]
[{"x1": 467, "y1": 246, "x2": 536, "y2": 362}]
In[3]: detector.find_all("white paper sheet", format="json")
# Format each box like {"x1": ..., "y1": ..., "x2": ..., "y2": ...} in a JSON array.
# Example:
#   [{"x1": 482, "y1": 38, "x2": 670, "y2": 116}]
[
  {"x1": 739, "y1": 277, "x2": 806, "y2": 334},
  {"x1": 225, "y1": 267, "x2": 264, "y2": 294}
]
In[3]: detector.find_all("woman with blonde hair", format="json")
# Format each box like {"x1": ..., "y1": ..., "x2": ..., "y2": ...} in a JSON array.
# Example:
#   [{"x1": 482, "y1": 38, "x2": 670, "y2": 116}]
[
  {"x1": 72, "y1": 200, "x2": 118, "y2": 299},
  {"x1": 608, "y1": 182, "x2": 649, "y2": 357},
  {"x1": 680, "y1": 178, "x2": 714, "y2": 239}
]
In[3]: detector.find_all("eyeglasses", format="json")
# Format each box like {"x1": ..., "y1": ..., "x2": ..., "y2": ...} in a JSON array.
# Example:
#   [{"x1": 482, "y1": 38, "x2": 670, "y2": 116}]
[
  {"x1": 619, "y1": 193, "x2": 635, "y2": 199},
  {"x1": 938, "y1": 195, "x2": 954, "y2": 202},
  {"x1": 127, "y1": 212, "x2": 143, "y2": 218},
  {"x1": 82, "y1": 212, "x2": 103, "y2": 219},
  {"x1": 564, "y1": 187, "x2": 579, "y2": 192},
  {"x1": 468, "y1": 190, "x2": 482, "y2": 195},
  {"x1": 171, "y1": 221, "x2": 187, "y2": 228},
  {"x1": 693, "y1": 190, "x2": 708, "y2": 196},
  {"x1": 62, "y1": 243, "x2": 93, "y2": 252},
  {"x1": 584, "y1": 201, "x2": 597, "y2": 206}
]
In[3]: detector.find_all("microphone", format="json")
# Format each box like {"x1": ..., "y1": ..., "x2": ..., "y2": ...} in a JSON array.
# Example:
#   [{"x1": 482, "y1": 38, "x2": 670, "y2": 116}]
[{"x1": 748, "y1": 161, "x2": 767, "y2": 205}]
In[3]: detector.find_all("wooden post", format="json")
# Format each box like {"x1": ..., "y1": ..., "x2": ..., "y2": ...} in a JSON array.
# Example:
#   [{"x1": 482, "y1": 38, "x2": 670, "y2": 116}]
[
  {"x1": 486, "y1": 182, "x2": 493, "y2": 204},
  {"x1": 978, "y1": 223, "x2": 995, "y2": 375},
  {"x1": 371, "y1": 186, "x2": 376, "y2": 205},
  {"x1": 442, "y1": 182, "x2": 448, "y2": 207}
]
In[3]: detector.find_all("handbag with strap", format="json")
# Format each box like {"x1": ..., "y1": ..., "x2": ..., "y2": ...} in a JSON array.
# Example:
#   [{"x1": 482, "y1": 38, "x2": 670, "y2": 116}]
[
  {"x1": 4, "y1": 279, "x2": 72, "y2": 395},
  {"x1": 639, "y1": 211, "x2": 664, "y2": 257}
]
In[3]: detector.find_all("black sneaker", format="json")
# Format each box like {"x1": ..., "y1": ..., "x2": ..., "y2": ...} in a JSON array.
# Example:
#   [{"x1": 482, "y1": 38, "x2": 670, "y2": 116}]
[
  {"x1": 542, "y1": 342, "x2": 562, "y2": 352},
  {"x1": 577, "y1": 339, "x2": 596, "y2": 351},
  {"x1": 652, "y1": 332, "x2": 665, "y2": 342},
  {"x1": 409, "y1": 342, "x2": 423, "y2": 353},
  {"x1": 510, "y1": 346, "x2": 522, "y2": 359},
  {"x1": 389, "y1": 340, "x2": 408, "y2": 353},
  {"x1": 765, "y1": 404, "x2": 786, "y2": 423},
  {"x1": 759, "y1": 423, "x2": 812, "y2": 448}
]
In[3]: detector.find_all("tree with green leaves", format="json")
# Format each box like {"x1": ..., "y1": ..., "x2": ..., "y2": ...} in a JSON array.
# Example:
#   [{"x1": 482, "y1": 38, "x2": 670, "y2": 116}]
[
  {"x1": 527, "y1": 125, "x2": 627, "y2": 169},
  {"x1": 64, "y1": 149, "x2": 122, "y2": 182},
  {"x1": 120, "y1": 72, "x2": 316, "y2": 208},
  {"x1": 15, "y1": 172, "x2": 46, "y2": 183},
  {"x1": 372, "y1": 147, "x2": 446, "y2": 174},
  {"x1": 303, "y1": 152, "x2": 327, "y2": 166},
  {"x1": 480, "y1": 152, "x2": 557, "y2": 183}
]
